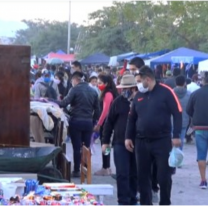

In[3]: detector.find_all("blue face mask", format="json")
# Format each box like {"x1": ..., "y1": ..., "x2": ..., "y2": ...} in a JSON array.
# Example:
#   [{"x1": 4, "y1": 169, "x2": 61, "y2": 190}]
[
  {"x1": 122, "y1": 89, "x2": 132, "y2": 99},
  {"x1": 44, "y1": 77, "x2": 51, "y2": 83}
]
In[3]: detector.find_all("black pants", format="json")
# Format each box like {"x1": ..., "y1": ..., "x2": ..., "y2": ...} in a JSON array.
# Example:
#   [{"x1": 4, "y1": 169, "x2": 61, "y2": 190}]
[
  {"x1": 100, "y1": 125, "x2": 110, "y2": 169},
  {"x1": 114, "y1": 144, "x2": 137, "y2": 205},
  {"x1": 137, "y1": 155, "x2": 159, "y2": 194},
  {"x1": 152, "y1": 160, "x2": 159, "y2": 193},
  {"x1": 135, "y1": 138, "x2": 172, "y2": 205},
  {"x1": 69, "y1": 119, "x2": 93, "y2": 172}
]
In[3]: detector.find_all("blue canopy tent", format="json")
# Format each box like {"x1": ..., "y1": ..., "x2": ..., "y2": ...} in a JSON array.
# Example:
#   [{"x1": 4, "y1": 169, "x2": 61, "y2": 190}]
[
  {"x1": 56, "y1": 50, "x2": 66, "y2": 55},
  {"x1": 117, "y1": 52, "x2": 138, "y2": 62},
  {"x1": 81, "y1": 53, "x2": 110, "y2": 65},
  {"x1": 150, "y1": 47, "x2": 208, "y2": 68},
  {"x1": 126, "y1": 49, "x2": 170, "y2": 61}
]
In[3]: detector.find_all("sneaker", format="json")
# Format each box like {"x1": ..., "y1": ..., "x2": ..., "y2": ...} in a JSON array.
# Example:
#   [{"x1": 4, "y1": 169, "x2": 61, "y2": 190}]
[
  {"x1": 152, "y1": 190, "x2": 159, "y2": 203},
  {"x1": 111, "y1": 174, "x2": 117, "y2": 180},
  {"x1": 136, "y1": 193, "x2": 140, "y2": 202},
  {"x1": 94, "y1": 168, "x2": 112, "y2": 176},
  {"x1": 71, "y1": 171, "x2": 80, "y2": 178},
  {"x1": 199, "y1": 181, "x2": 207, "y2": 189}
]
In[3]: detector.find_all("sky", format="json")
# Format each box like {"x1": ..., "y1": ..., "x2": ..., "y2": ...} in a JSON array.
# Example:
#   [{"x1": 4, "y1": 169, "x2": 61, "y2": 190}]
[{"x1": 0, "y1": 0, "x2": 115, "y2": 37}]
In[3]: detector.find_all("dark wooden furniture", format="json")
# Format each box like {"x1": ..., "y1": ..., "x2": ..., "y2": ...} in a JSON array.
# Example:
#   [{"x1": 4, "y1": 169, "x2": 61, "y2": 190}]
[
  {"x1": 55, "y1": 120, "x2": 71, "y2": 182},
  {"x1": 0, "y1": 45, "x2": 30, "y2": 147},
  {"x1": 81, "y1": 145, "x2": 91, "y2": 184}
]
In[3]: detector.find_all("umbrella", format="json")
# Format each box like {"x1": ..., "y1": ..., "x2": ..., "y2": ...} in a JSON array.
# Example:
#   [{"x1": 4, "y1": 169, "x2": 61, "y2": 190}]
[{"x1": 47, "y1": 58, "x2": 64, "y2": 65}]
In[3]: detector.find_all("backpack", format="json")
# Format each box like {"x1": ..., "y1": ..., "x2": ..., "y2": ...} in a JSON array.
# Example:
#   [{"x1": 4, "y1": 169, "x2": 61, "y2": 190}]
[{"x1": 40, "y1": 81, "x2": 57, "y2": 99}]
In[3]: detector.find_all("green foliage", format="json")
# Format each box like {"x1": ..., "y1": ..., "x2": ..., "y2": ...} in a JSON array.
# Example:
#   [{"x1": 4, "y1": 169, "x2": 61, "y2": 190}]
[
  {"x1": 78, "y1": 1, "x2": 208, "y2": 59},
  {"x1": 13, "y1": 2, "x2": 208, "y2": 58},
  {"x1": 13, "y1": 19, "x2": 81, "y2": 56}
]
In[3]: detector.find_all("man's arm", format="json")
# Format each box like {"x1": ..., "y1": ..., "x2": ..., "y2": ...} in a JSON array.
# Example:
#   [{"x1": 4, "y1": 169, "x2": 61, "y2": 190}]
[
  {"x1": 102, "y1": 100, "x2": 117, "y2": 144},
  {"x1": 93, "y1": 94, "x2": 100, "y2": 124},
  {"x1": 34, "y1": 84, "x2": 41, "y2": 99},
  {"x1": 50, "y1": 87, "x2": 75, "y2": 108},
  {"x1": 125, "y1": 98, "x2": 137, "y2": 141},
  {"x1": 186, "y1": 93, "x2": 195, "y2": 118},
  {"x1": 53, "y1": 82, "x2": 60, "y2": 100},
  {"x1": 166, "y1": 89, "x2": 182, "y2": 139}
]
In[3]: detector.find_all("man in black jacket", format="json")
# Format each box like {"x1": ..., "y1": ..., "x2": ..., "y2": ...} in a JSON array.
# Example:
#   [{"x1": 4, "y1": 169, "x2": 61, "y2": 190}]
[
  {"x1": 186, "y1": 71, "x2": 208, "y2": 189},
  {"x1": 50, "y1": 71, "x2": 100, "y2": 177},
  {"x1": 102, "y1": 74, "x2": 138, "y2": 205},
  {"x1": 125, "y1": 66, "x2": 182, "y2": 205}
]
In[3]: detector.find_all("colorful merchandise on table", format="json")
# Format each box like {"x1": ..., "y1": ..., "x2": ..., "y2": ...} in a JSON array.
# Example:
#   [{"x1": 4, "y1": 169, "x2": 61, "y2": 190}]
[{"x1": 0, "y1": 182, "x2": 103, "y2": 205}]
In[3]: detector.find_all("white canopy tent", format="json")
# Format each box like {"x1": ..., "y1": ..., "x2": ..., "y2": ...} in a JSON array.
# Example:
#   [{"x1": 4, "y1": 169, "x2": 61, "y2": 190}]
[{"x1": 198, "y1": 59, "x2": 208, "y2": 74}]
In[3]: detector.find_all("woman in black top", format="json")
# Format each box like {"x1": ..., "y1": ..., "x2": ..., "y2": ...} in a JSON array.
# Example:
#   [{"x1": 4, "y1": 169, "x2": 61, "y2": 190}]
[{"x1": 54, "y1": 71, "x2": 66, "y2": 100}]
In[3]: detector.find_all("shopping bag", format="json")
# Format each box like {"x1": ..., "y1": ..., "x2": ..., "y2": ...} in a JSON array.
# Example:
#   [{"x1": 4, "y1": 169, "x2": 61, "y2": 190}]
[{"x1": 168, "y1": 147, "x2": 184, "y2": 168}]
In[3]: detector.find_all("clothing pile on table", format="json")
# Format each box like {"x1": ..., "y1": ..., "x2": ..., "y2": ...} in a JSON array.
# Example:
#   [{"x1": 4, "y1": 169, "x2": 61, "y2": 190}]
[{"x1": 30, "y1": 100, "x2": 69, "y2": 143}]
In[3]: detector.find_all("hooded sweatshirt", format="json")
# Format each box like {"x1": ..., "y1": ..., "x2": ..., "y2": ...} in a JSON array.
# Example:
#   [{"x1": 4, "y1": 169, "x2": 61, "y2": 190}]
[{"x1": 174, "y1": 87, "x2": 190, "y2": 128}]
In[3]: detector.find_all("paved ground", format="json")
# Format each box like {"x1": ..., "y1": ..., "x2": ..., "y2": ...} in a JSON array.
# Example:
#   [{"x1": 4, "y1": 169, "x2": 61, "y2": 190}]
[{"x1": 67, "y1": 141, "x2": 208, "y2": 205}]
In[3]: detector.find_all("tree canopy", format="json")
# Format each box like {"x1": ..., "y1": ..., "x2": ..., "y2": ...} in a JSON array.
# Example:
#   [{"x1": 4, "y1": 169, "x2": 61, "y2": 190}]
[
  {"x1": 77, "y1": 1, "x2": 208, "y2": 58},
  {"x1": 13, "y1": 19, "x2": 81, "y2": 56},
  {"x1": 13, "y1": 1, "x2": 208, "y2": 58}
]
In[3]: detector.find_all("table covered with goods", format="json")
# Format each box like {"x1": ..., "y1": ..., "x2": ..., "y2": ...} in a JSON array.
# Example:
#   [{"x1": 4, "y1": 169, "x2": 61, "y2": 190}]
[{"x1": 0, "y1": 179, "x2": 103, "y2": 205}]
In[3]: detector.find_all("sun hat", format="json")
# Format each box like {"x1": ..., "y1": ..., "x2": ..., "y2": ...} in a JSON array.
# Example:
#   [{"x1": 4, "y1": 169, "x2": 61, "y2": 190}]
[
  {"x1": 116, "y1": 74, "x2": 137, "y2": 88},
  {"x1": 90, "y1": 72, "x2": 98, "y2": 78}
]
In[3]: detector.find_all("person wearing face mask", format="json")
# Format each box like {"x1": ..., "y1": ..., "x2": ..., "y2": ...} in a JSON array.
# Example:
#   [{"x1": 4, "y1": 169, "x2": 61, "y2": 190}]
[
  {"x1": 102, "y1": 75, "x2": 138, "y2": 205},
  {"x1": 135, "y1": 73, "x2": 160, "y2": 204},
  {"x1": 125, "y1": 66, "x2": 182, "y2": 205},
  {"x1": 34, "y1": 69, "x2": 59, "y2": 100},
  {"x1": 54, "y1": 71, "x2": 67, "y2": 100},
  {"x1": 89, "y1": 73, "x2": 100, "y2": 96},
  {"x1": 94, "y1": 74, "x2": 118, "y2": 176},
  {"x1": 129, "y1": 57, "x2": 145, "y2": 75},
  {"x1": 49, "y1": 71, "x2": 100, "y2": 178}
]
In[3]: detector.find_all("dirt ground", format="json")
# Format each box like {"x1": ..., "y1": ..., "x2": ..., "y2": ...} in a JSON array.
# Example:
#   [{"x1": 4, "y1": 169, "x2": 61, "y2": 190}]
[{"x1": 68, "y1": 141, "x2": 208, "y2": 205}]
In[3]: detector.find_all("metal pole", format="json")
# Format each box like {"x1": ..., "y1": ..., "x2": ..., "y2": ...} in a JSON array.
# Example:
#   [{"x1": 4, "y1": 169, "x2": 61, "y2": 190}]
[{"x1": 67, "y1": 0, "x2": 71, "y2": 54}]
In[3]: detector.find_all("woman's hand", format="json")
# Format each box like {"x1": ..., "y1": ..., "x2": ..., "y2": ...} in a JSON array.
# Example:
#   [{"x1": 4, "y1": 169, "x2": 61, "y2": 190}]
[{"x1": 93, "y1": 125, "x2": 100, "y2": 132}]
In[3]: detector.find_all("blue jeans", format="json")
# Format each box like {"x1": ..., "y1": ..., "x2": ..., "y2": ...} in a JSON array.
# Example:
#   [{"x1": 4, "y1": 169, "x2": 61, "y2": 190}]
[
  {"x1": 114, "y1": 144, "x2": 137, "y2": 205},
  {"x1": 180, "y1": 127, "x2": 187, "y2": 150},
  {"x1": 195, "y1": 130, "x2": 208, "y2": 161},
  {"x1": 69, "y1": 119, "x2": 93, "y2": 172}
]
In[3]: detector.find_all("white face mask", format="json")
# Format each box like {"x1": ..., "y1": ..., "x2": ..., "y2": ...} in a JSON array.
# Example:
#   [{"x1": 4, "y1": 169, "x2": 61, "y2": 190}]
[
  {"x1": 54, "y1": 79, "x2": 61, "y2": 85},
  {"x1": 137, "y1": 83, "x2": 148, "y2": 93},
  {"x1": 130, "y1": 70, "x2": 138, "y2": 75},
  {"x1": 70, "y1": 68, "x2": 75, "y2": 74}
]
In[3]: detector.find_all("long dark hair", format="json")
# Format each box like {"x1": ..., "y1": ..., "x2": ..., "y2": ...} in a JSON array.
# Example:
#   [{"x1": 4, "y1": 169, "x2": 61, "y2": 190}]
[
  {"x1": 55, "y1": 71, "x2": 64, "y2": 83},
  {"x1": 98, "y1": 73, "x2": 118, "y2": 101}
]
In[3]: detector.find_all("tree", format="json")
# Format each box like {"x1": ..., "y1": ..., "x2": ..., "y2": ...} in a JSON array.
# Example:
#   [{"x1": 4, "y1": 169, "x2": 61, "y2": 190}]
[
  {"x1": 78, "y1": 1, "x2": 208, "y2": 58},
  {"x1": 13, "y1": 19, "x2": 81, "y2": 56},
  {"x1": 76, "y1": 2, "x2": 132, "y2": 59}
]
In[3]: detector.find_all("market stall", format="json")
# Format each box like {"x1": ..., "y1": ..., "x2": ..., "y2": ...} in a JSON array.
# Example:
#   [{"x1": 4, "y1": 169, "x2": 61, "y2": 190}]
[
  {"x1": 0, "y1": 180, "x2": 105, "y2": 205},
  {"x1": 198, "y1": 59, "x2": 208, "y2": 74}
]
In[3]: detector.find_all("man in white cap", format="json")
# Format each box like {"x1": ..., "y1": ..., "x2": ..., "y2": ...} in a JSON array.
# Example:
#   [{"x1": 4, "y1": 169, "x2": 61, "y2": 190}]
[{"x1": 102, "y1": 74, "x2": 138, "y2": 205}]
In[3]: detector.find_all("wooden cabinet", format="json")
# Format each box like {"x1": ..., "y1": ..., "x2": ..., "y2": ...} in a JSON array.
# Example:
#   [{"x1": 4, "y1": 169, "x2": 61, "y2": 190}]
[{"x1": 0, "y1": 45, "x2": 31, "y2": 147}]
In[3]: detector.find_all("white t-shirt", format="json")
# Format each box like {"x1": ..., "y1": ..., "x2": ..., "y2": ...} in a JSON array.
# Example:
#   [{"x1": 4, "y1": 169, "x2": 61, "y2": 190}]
[{"x1": 187, "y1": 82, "x2": 200, "y2": 93}]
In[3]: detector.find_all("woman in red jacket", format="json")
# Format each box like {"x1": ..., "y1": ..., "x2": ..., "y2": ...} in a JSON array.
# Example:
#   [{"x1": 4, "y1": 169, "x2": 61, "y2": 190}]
[{"x1": 94, "y1": 73, "x2": 118, "y2": 176}]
